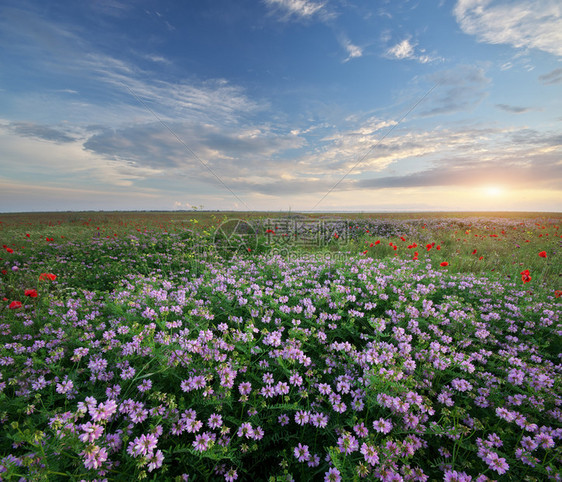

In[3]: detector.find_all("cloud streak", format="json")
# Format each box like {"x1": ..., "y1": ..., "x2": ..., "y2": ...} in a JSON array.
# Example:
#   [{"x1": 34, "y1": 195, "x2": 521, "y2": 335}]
[
  {"x1": 421, "y1": 65, "x2": 490, "y2": 116},
  {"x1": 83, "y1": 122, "x2": 305, "y2": 177},
  {"x1": 454, "y1": 0, "x2": 562, "y2": 57},
  {"x1": 357, "y1": 155, "x2": 562, "y2": 190},
  {"x1": 539, "y1": 68, "x2": 562, "y2": 85},
  {"x1": 0, "y1": 5, "x2": 263, "y2": 128},
  {"x1": 495, "y1": 104, "x2": 532, "y2": 113},
  {"x1": 340, "y1": 36, "x2": 363, "y2": 62},
  {"x1": 263, "y1": 0, "x2": 331, "y2": 21},
  {"x1": 6, "y1": 122, "x2": 76, "y2": 143},
  {"x1": 385, "y1": 38, "x2": 440, "y2": 63}
]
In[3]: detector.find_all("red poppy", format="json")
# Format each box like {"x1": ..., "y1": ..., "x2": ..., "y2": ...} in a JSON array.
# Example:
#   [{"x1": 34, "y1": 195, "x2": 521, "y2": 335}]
[
  {"x1": 400, "y1": 236, "x2": 406, "y2": 242},
  {"x1": 426, "y1": 244, "x2": 432, "y2": 251},
  {"x1": 362, "y1": 250, "x2": 368, "y2": 254},
  {"x1": 6, "y1": 247, "x2": 14, "y2": 253},
  {"x1": 472, "y1": 249, "x2": 477, "y2": 255},
  {"x1": 25, "y1": 289, "x2": 38, "y2": 298},
  {"x1": 520, "y1": 269, "x2": 532, "y2": 284},
  {"x1": 555, "y1": 290, "x2": 562, "y2": 298},
  {"x1": 9, "y1": 301, "x2": 22, "y2": 309},
  {"x1": 538, "y1": 251, "x2": 547, "y2": 258},
  {"x1": 369, "y1": 243, "x2": 374, "y2": 248},
  {"x1": 25, "y1": 233, "x2": 30, "y2": 237},
  {"x1": 39, "y1": 273, "x2": 57, "y2": 281},
  {"x1": 440, "y1": 261, "x2": 449, "y2": 267},
  {"x1": 436, "y1": 245, "x2": 441, "y2": 250},
  {"x1": 374, "y1": 240, "x2": 380, "y2": 245},
  {"x1": 479, "y1": 256, "x2": 484, "y2": 260}
]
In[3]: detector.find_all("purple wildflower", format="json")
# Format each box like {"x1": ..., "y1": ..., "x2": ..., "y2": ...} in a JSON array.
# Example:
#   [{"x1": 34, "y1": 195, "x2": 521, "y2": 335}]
[
  {"x1": 372, "y1": 418, "x2": 393, "y2": 434},
  {"x1": 208, "y1": 413, "x2": 223, "y2": 429},
  {"x1": 294, "y1": 443, "x2": 310, "y2": 462},
  {"x1": 324, "y1": 467, "x2": 341, "y2": 482}
]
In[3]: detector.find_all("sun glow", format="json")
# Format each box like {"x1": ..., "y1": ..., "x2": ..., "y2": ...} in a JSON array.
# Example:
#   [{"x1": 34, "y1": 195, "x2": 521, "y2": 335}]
[{"x1": 482, "y1": 185, "x2": 504, "y2": 196}]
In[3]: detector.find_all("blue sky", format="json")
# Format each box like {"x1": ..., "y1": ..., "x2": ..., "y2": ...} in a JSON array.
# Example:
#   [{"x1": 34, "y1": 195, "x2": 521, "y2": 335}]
[{"x1": 0, "y1": 0, "x2": 561, "y2": 212}]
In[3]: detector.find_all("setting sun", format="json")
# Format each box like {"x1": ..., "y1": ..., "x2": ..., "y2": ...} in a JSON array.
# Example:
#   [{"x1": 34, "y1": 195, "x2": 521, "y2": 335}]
[{"x1": 483, "y1": 185, "x2": 504, "y2": 196}]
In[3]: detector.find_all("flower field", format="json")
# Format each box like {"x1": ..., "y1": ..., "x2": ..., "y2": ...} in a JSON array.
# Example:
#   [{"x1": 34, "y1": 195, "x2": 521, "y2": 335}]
[{"x1": 0, "y1": 212, "x2": 560, "y2": 481}]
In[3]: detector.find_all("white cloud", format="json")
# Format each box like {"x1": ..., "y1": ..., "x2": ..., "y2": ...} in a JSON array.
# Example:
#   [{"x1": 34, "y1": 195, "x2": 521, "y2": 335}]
[
  {"x1": 341, "y1": 38, "x2": 363, "y2": 62},
  {"x1": 0, "y1": 121, "x2": 169, "y2": 186},
  {"x1": 335, "y1": 33, "x2": 364, "y2": 64},
  {"x1": 385, "y1": 39, "x2": 441, "y2": 63},
  {"x1": 144, "y1": 54, "x2": 171, "y2": 64},
  {"x1": 82, "y1": 121, "x2": 306, "y2": 178},
  {"x1": 387, "y1": 39, "x2": 415, "y2": 60},
  {"x1": 264, "y1": 0, "x2": 330, "y2": 20},
  {"x1": 0, "y1": 7, "x2": 263, "y2": 127},
  {"x1": 454, "y1": 0, "x2": 562, "y2": 57}
]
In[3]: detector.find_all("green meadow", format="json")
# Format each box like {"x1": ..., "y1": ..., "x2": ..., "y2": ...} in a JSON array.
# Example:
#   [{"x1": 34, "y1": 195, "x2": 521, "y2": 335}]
[{"x1": 0, "y1": 212, "x2": 560, "y2": 481}]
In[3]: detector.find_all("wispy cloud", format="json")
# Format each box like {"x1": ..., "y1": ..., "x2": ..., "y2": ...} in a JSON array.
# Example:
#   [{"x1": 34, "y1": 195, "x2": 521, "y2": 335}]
[
  {"x1": 340, "y1": 36, "x2": 363, "y2": 62},
  {"x1": 539, "y1": 67, "x2": 562, "y2": 85},
  {"x1": 0, "y1": 124, "x2": 160, "y2": 188},
  {"x1": 385, "y1": 38, "x2": 440, "y2": 63},
  {"x1": 0, "y1": 4, "x2": 293, "y2": 204},
  {"x1": 6, "y1": 122, "x2": 76, "y2": 143},
  {"x1": 421, "y1": 65, "x2": 490, "y2": 116},
  {"x1": 264, "y1": 0, "x2": 363, "y2": 63},
  {"x1": 0, "y1": 5, "x2": 262, "y2": 127},
  {"x1": 387, "y1": 39, "x2": 414, "y2": 60},
  {"x1": 52, "y1": 89, "x2": 79, "y2": 95},
  {"x1": 357, "y1": 154, "x2": 561, "y2": 190},
  {"x1": 454, "y1": 0, "x2": 562, "y2": 57},
  {"x1": 240, "y1": 124, "x2": 562, "y2": 195},
  {"x1": 88, "y1": 0, "x2": 132, "y2": 17},
  {"x1": 354, "y1": 127, "x2": 562, "y2": 191},
  {"x1": 495, "y1": 103, "x2": 533, "y2": 113},
  {"x1": 143, "y1": 54, "x2": 171, "y2": 64},
  {"x1": 1, "y1": 1, "x2": 560, "y2": 211},
  {"x1": 82, "y1": 122, "x2": 305, "y2": 177},
  {"x1": 263, "y1": 0, "x2": 331, "y2": 21}
]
